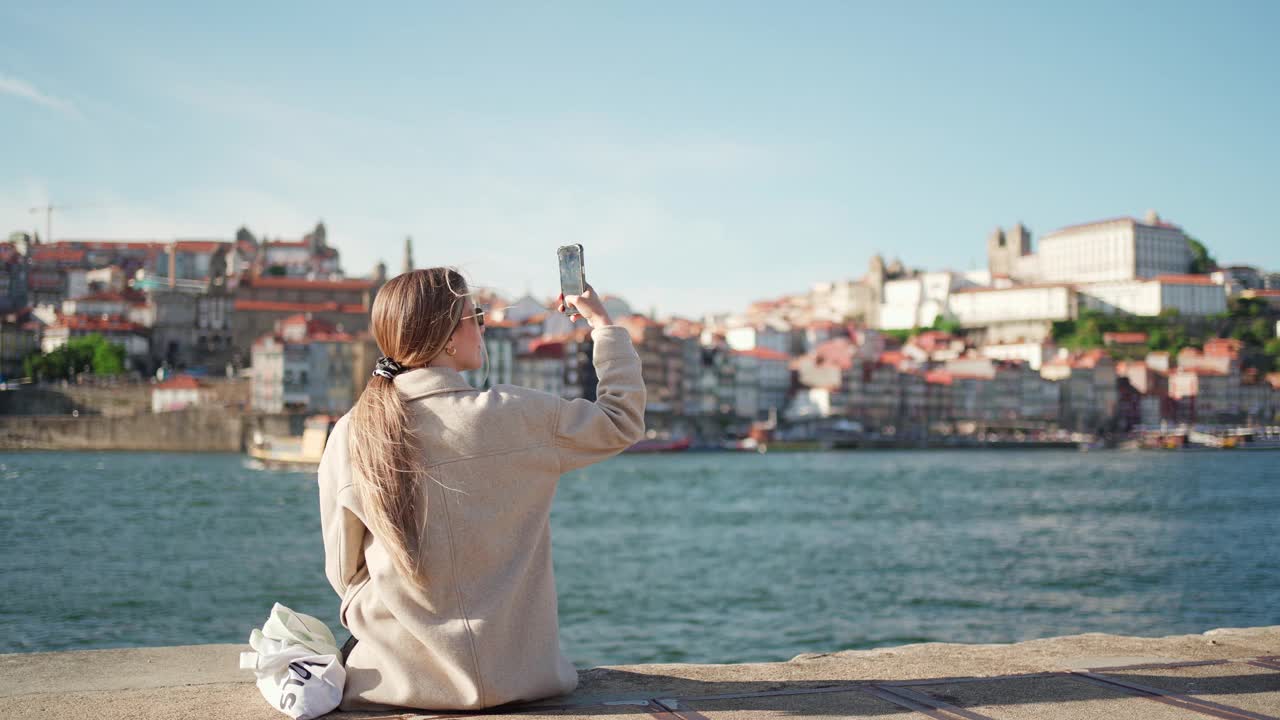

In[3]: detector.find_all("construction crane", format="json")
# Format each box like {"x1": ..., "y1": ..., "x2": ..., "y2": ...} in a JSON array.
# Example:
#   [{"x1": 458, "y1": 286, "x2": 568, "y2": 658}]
[{"x1": 28, "y1": 204, "x2": 60, "y2": 243}]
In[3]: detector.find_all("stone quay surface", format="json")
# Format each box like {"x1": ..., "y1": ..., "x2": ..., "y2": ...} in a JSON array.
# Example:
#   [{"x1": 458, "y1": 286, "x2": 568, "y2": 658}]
[{"x1": 2, "y1": 626, "x2": 1278, "y2": 719}]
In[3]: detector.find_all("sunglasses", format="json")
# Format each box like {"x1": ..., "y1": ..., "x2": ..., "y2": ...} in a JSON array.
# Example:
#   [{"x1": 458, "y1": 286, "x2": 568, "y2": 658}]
[{"x1": 458, "y1": 305, "x2": 485, "y2": 329}]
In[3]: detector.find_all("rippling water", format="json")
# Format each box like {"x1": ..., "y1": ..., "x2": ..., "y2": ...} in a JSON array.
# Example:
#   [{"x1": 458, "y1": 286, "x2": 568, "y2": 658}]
[{"x1": 1, "y1": 449, "x2": 1277, "y2": 666}]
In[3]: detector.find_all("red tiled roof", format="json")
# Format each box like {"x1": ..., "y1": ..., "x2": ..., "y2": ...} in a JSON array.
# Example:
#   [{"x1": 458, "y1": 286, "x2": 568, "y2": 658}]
[
  {"x1": 173, "y1": 240, "x2": 229, "y2": 253},
  {"x1": 155, "y1": 375, "x2": 202, "y2": 390},
  {"x1": 924, "y1": 370, "x2": 953, "y2": 386},
  {"x1": 31, "y1": 247, "x2": 86, "y2": 263},
  {"x1": 234, "y1": 299, "x2": 367, "y2": 314},
  {"x1": 253, "y1": 330, "x2": 356, "y2": 347},
  {"x1": 1103, "y1": 331, "x2": 1148, "y2": 345},
  {"x1": 1071, "y1": 349, "x2": 1109, "y2": 369},
  {"x1": 1203, "y1": 338, "x2": 1243, "y2": 358},
  {"x1": 51, "y1": 316, "x2": 146, "y2": 333},
  {"x1": 733, "y1": 347, "x2": 792, "y2": 361},
  {"x1": 813, "y1": 338, "x2": 857, "y2": 370},
  {"x1": 878, "y1": 350, "x2": 905, "y2": 366},
  {"x1": 1174, "y1": 367, "x2": 1228, "y2": 377},
  {"x1": 524, "y1": 339, "x2": 565, "y2": 359},
  {"x1": 1155, "y1": 274, "x2": 1218, "y2": 286}
]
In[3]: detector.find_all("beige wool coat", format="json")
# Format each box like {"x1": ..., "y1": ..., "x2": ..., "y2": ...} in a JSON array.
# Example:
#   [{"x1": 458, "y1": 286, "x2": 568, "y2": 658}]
[{"x1": 317, "y1": 325, "x2": 646, "y2": 712}]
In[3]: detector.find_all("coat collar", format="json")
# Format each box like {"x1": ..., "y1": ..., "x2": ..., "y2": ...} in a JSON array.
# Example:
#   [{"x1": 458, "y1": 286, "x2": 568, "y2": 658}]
[{"x1": 393, "y1": 366, "x2": 474, "y2": 401}]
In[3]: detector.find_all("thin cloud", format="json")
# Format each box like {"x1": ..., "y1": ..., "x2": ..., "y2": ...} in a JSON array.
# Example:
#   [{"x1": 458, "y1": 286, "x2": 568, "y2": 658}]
[{"x1": 0, "y1": 72, "x2": 76, "y2": 114}]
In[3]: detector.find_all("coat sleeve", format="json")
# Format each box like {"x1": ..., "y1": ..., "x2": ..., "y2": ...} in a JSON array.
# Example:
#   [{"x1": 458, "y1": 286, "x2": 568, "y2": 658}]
[
  {"x1": 317, "y1": 415, "x2": 367, "y2": 598},
  {"x1": 554, "y1": 325, "x2": 647, "y2": 473}
]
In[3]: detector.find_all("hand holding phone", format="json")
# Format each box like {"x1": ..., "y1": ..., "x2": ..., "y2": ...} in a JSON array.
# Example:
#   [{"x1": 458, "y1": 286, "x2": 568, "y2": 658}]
[
  {"x1": 557, "y1": 284, "x2": 611, "y2": 328},
  {"x1": 557, "y1": 244, "x2": 586, "y2": 310}
]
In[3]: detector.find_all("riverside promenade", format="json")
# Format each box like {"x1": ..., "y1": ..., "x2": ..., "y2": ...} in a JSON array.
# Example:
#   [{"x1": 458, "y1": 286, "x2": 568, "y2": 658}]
[{"x1": 3, "y1": 626, "x2": 1278, "y2": 719}]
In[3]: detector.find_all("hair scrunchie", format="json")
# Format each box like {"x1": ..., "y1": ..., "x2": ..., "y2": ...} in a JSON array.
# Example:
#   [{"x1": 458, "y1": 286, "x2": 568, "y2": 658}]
[{"x1": 372, "y1": 356, "x2": 405, "y2": 380}]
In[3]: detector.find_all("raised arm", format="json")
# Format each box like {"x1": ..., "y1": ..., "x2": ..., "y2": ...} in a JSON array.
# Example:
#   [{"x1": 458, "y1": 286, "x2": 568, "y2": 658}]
[{"x1": 553, "y1": 285, "x2": 646, "y2": 472}]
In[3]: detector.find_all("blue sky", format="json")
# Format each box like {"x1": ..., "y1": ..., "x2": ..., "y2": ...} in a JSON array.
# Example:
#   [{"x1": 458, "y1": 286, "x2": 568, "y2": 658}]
[{"x1": 2, "y1": 2, "x2": 1277, "y2": 317}]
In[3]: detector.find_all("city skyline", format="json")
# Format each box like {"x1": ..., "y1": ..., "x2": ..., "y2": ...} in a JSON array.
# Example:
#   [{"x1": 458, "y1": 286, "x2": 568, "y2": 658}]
[{"x1": 3, "y1": 2, "x2": 1278, "y2": 317}]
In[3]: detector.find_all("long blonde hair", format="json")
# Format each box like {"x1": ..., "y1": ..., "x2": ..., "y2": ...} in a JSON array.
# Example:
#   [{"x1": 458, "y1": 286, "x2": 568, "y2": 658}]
[{"x1": 348, "y1": 267, "x2": 469, "y2": 586}]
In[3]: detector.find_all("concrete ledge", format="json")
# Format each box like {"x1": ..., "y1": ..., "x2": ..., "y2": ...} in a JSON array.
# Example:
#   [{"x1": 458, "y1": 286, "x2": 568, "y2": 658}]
[{"x1": 2, "y1": 627, "x2": 1277, "y2": 719}]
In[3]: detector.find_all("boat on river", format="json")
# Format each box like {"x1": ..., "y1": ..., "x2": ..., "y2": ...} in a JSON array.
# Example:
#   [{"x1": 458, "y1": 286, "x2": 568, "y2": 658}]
[
  {"x1": 625, "y1": 436, "x2": 692, "y2": 453},
  {"x1": 247, "y1": 415, "x2": 337, "y2": 470}
]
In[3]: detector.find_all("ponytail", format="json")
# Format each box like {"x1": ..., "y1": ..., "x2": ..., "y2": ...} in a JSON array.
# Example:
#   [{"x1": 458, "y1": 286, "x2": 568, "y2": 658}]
[
  {"x1": 345, "y1": 266, "x2": 469, "y2": 588},
  {"x1": 348, "y1": 373, "x2": 428, "y2": 587}
]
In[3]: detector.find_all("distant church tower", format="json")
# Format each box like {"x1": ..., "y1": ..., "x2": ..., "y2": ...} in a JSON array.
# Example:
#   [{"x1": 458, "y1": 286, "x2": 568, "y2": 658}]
[
  {"x1": 987, "y1": 223, "x2": 1031, "y2": 278},
  {"x1": 402, "y1": 236, "x2": 414, "y2": 275}
]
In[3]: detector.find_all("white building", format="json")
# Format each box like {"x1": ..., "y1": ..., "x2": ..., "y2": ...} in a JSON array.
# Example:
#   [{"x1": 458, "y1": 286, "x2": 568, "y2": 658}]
[
  {"x1": 151, "y1": 374, "x2": 208, "y2": 413},
  {"x1": 512, "y1": 339, "x2": 565, "y2": 396},
  {"x1": 250, "y1": 315, "x2": 365, "y2": 413},
  {"x1": 1036, "y1": 211, "x2": 1193, "y2": 284},
  {"x1": 733, "y1": 347, "x2": 791, "y2": 420},
  {"x1": 1078, "y1": 274, "x2": 1227, "y2": 317},
  {"x1": 724, "y1": 322, "x2": 790, "y2": 355},
  {"x1": 948, "y1": 284, "x2": 1077, "y2": 343},
  {"x1": 979, "y1": 340, "x2": 1057, "y2": 371},
  {"x1": 41, "y1": 316, "x2": 150, "y2": 360},
  {"x1": 731, "y1": 351, "x2": 760, "y2": 421},
  {"x1": 877, "y1": 271, "x2": 978, "y2": 330}
]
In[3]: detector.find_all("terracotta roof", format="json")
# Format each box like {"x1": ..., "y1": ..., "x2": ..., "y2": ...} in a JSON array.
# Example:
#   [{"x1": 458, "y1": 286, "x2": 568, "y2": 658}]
[
  {"x1": 924, "y1": 370, "x2": 953, "y2": 386},
  {"x1": 812, "y1": 338, "x2": 857, "y2": 370},
  {"x1": 234, "y1": 299, "x2": 367, "y2": 314},
  {"x1": 733, "y1": 347, "x2": 792, "y2": 361},
  {"x1": 253, "y1": 329, "x2": 356, "y2": 347},
  {"x1": 1155, "y1": 274, "x2": 1218, "y2": 286},
  {"x1": 31, "y1": 247, "x2": 86, "y2": 263},
  {"x1": 51, "y1": 316, "x2": 146, "y2": 333},
  {"x1": 878, "y1": 350, "x2": 905, "y2": 366},
  {"x1": 1173, "y1": 367, "x2": 1228, "y2": 377},
  {"x1": 1071, "y1": 349, "x2": 1110, "y2": 369},
  {"x1": 154, "y1": 375, "x2": 203, "y2": 390},
  {"x1": 524, "y1": 339, "x2": 564, "y2": 359},
  {"x1": 173, "y1": 240, "x2": 229, "y2": 253},
  {"x1": 1103, "y1": 331, "x2": 1148, "y2": 345},
  {"x1": 1203, "y1": 338, "x2": 1243, "y2": 358}
]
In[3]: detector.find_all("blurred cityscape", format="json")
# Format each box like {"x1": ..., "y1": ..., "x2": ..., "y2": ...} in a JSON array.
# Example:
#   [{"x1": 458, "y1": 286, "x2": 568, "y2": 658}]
[{"x1": 2, "y1": 209, "x2": 1279, "y2": 451}]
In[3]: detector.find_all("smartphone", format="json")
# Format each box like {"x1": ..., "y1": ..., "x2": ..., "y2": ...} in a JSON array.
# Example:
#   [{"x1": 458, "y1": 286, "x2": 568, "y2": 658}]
[{"x1": 557, "y1": 244, "x2": 585, "y2": 315}]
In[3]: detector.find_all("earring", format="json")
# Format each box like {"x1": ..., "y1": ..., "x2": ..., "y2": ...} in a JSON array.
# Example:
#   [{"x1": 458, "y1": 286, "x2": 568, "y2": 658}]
[{"x1": 446, "y1": 346, "x2": 457, "y2": 356}]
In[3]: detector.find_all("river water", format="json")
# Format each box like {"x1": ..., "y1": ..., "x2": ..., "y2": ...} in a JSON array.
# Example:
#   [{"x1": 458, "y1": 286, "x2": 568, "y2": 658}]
[{"x1": 1, "y1": 449, "x2": 1277, "y2": 666}]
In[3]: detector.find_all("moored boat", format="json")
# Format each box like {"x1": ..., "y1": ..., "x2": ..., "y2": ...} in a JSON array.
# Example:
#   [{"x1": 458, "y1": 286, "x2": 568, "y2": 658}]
[{"x1": 247, "y1": 415, "x2": 337, "y2": 470}]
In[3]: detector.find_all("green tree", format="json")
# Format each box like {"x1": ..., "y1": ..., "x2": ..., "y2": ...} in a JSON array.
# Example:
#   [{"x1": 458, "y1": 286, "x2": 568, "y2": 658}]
[
  {"x1": 22, "y1": 334, "x2": 126, "y2": 381},
  {"x1": 92, "y1": 340, "x2": 126, "y2": 375},
  {"x1": 1265, "y1": 337, "x2": 1280, "y2": 372},
  {"x1": 929, "y1": 314, "x2": 962, "y2": 335},
  {"x1": 1186, "y1": 236, "x2": 1217, "y2": 274}
]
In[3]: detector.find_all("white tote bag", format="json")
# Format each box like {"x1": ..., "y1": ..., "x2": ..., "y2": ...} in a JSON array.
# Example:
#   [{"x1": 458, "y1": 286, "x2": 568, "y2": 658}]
[{"x1": 239, "y1": 603, "x2": 347, "y2": 720}]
